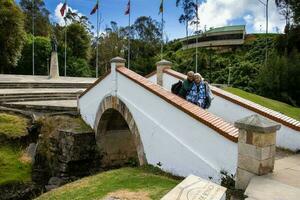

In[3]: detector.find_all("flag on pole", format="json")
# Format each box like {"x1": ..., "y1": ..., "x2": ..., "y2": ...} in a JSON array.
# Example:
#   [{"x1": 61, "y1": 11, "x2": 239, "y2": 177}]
[
  {"x1": 60, "y1": 1, "x2": 67, "y2": 16},
  {"x1": 125, "y1": 0, "x2": 130, "y2": 15},
  {"x1": 90, "y1": 1, "x2": 99, "y2": 15},
  {"x1": 159, "y1": 0, "x2": 164, "y2": 14}
]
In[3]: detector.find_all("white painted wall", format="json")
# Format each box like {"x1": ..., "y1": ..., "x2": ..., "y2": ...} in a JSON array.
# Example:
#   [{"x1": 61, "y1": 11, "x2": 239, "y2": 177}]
[
  {"x1": 117, "y1": 73, "x2": 237, "y2": 182},
  {"x1": 159, "y1": 73, "x2": 300, "y2": 151},
  {"x1": 163, "y1": 73, "x2": 180, "y2": 91},
  {"x1": 147, "y1": 74, "x2": 156, "y2": 84},
  {"x1": 79, "y1": 69, "x2": 238, "y2": 182},
  {"x1": 79, "y1": 73, "x2": 112, "y2": 128}
]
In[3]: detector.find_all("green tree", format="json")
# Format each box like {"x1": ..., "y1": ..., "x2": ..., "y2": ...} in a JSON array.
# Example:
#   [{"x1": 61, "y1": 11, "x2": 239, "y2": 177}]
[
  {"x1": 258, "y1": 50, "x2": 300, "y2": 106},
  {"x1": 20, "y1": 0, "x2": 51, "y2": 36},
  {"x1": 176, "y1": 0, "x2": 196, "y2": 42},
  {"x1": 67, "y1": 57, "x2": 92, "y2": 77},
  {"x1": 64, "y1": 8, "x2": 93, "y2": 34},
  {"x1": 66, "y1": 23, "x2": 91, "y2": 61},
  {"x1": 0, "y1": 0, "x2": 26, "y2": 73},
  {"x1": 16, "y1": 35, "x2": 51, "y2": 75},
  {"x1": 133, "y1": 16, "x2": 162, "y2": 43},
  {"x1": 53, "y1": 22, "x2": 92, "y2": 77}
]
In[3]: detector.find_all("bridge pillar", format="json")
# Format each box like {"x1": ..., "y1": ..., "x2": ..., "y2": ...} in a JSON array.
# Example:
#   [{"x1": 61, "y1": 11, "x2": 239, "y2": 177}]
[
  {"x1": 234, "y1": 114, "x2": 281, "y2": 190},
  {"x1": 156, "y1": 59, "x2": 172, "y2": 86},
  {"x1": 110, "y1": 57, "x2": 126, "y2": 96}
]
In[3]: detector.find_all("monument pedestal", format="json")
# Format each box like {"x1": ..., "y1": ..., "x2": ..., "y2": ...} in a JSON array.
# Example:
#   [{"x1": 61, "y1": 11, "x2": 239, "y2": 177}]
[{"x1": 49, "y1": 51, "x2": 59, "y2": 79}]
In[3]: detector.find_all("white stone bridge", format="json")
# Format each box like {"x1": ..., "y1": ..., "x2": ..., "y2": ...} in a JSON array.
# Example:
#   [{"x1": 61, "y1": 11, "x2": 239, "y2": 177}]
[{"x1": 78, "y1": 57, "x2": 300, "y2": 183}]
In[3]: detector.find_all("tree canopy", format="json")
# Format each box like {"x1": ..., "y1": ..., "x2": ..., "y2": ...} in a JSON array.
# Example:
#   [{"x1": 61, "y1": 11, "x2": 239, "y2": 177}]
[
  {"x1": 0, "y1": 0, "x2": 26, "y2": 73},
  {"x1": 20, "y1": 0, "x2": 51, "y2": 36}
]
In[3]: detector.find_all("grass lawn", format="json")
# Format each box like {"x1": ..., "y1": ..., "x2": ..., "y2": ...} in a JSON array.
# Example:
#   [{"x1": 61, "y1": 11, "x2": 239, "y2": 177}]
[
  {"x1": 35, "y1": 167, "x2": 181, "y2": 200},
  {"x1": 0, "y1": 113, "x2": 29, "y2": 137},
  {"x1": 224, "y1": 87, "x2": 300, "y2": 121},
  {"x1": 0, "y1": 145, "x2": 31, "y2": 185}
]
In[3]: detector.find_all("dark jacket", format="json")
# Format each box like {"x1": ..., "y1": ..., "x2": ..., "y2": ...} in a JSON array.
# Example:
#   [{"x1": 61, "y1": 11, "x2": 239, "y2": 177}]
[{"x1": 178, "y1": 79, "x2": 193, "y2": 98}]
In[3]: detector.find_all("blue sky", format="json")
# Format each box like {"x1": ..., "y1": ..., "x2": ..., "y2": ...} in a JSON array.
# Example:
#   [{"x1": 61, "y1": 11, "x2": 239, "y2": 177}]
[{"x1": 17, "y1": 0, "x2": 285, "y2": 40}]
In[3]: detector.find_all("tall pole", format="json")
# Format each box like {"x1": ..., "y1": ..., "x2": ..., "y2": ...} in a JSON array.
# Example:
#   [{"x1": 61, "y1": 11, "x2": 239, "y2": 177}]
[
  {"x1": 195, "y1": 0, "x2": 199, "y2": 73},
  {"x1": 265, "y1": 0, "x2": 269, "y2": 67},
  {"x1": 32, "y1": 0, "x2": 35, "y2": 75},
  {"x1": 64, "y1": 18, "x2": 67, "y2": 77},
  {"x1": 161, "y1": 1, "x2": 164, "y2": 60},
  {"x1": 228, "y1": 66, "x2": 231, "y2": 86},
  {"x1": 257, "y1": 0, "x2": 268, "y2": 67},
  {"x1": 128, "y1": 2, "x2": 131, "y2": 69},
  {"x1": 96, "y1": 0, "x2": 99, "y2": 77}
]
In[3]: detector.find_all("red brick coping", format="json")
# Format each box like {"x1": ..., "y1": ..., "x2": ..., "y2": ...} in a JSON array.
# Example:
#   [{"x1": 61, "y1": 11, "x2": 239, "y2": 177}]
[
  {"x1": 144, "y1": 70, "x2": 157, "y2": 78},
  {"x1": 79, "y1": 70, "x2": 111, "y2": 98},
  {"x1": 117, "y1": 67, "x2": 238, "y2": 143},
  {"x1": 162, "y1": 68, "x2": 300, "y2": 132}
]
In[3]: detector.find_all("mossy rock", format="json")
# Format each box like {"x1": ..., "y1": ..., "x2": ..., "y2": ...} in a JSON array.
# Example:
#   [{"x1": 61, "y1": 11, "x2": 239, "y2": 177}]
[{"x1": 0, "y1": 112, "x2": 29, "y2": 138}]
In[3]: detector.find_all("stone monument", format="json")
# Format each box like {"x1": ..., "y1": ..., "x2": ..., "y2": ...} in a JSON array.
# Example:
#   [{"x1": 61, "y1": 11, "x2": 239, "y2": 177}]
[
  {"x1": 161, "y1": 175, "x2": 226, "y2": 200},
  {"x1": 49, "y1": 35, "x2": 59, "y2": 79}
]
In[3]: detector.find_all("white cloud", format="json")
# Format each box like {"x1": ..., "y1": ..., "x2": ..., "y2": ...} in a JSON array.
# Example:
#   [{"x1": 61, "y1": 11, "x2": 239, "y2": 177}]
[
  {"x1": 54, "y1": 3, "x2": 83, "y2": 26},
  {"x1": 190, "y1": 0, "x2": 285, "y2": 33}
]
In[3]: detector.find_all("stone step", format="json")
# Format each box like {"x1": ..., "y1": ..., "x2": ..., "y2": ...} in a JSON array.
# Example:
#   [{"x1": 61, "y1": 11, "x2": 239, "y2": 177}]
[
  {"x1": 0, "y1": 82, "x2": 91, "y2": 89},
  {"x1": 0, "y1": 94, "x2": 78, "y2": 99},
  {"x1": 0, "y1": 94, "x2": 78, "y2": 98},
  {"x1": 0, "y1": 92, "x2": 80, "y2": 97},
  {"x1": 4, "y1": 100, "x2": 77, "y2": 112},
  {"x1": 0, "y1": 97, "x2": 77, "y2": 103}
]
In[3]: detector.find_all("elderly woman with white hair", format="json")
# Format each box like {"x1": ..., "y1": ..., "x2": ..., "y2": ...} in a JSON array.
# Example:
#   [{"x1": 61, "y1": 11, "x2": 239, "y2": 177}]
[{"x1": 186, "y1": 73, "x2": 208, "y2": 109}]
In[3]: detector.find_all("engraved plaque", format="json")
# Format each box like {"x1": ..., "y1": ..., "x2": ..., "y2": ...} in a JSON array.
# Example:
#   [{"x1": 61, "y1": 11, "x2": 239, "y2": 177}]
[{"x1": 161, "y1": 175, "x2": 226, "y2": 200}]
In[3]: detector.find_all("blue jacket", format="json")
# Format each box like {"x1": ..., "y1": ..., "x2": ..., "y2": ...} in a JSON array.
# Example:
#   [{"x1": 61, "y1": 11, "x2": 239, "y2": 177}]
[{"x1": 186, "y1": 82, "x2": 206, "y2": 108}]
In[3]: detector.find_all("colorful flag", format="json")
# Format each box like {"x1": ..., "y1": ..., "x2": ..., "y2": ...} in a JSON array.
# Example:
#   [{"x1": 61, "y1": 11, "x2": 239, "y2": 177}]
[
  {"x1": 90, "y1": 1, "x2": 99, "y2": 15},
  {"x1": 125, "y1": 0, "x2": 130, "y2": 15},
  {"x1": 159, "y1": 0, "x2": 164, "y2": 14},
  {"x1": 60, "y1": 1, "x2": 67, "y2": 16}
]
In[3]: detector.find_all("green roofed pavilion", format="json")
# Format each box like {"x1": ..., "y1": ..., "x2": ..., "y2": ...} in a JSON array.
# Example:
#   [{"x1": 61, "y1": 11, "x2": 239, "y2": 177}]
[{"x1": 181, "y1": 25, "x2": 246, "y2": 49}]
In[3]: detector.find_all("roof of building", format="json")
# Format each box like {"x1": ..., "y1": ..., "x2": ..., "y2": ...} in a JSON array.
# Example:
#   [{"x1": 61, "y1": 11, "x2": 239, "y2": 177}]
[
  {"x1": 181, "y1": 25, "x2": 246, "y2": 41},
  {"x1": 205, "y1": 25, "x2": 246, "y2": 34}
]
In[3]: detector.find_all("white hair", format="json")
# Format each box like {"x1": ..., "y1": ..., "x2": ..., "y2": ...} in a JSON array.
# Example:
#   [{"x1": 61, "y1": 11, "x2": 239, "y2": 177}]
[{"x1": 194, "y1": 73, "x2": 204, "y2": 80}]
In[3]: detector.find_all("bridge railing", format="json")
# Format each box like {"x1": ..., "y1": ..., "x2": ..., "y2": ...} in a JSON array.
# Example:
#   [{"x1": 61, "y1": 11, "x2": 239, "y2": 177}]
[{"x1": 145, "y1": 63, "x2": 300, "y2": 151}]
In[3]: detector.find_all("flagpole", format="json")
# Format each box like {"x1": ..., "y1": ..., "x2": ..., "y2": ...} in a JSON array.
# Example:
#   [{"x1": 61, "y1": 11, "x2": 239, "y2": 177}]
[
  {"x1": 32, "y1": 0, "x2": 35, "y2": 75},
  {"x1": 64, "y1": 18, "x2": 67, "y2": 77},
  {"x1": 96, "y1": 0, "x2": 99, "y2": 77},
  {"x1": 128, "y1": 0, "x2": 131, "y2": 69},
  {"x1": 195, "y1": 0, "x2": 198, "y2": 73},
  {"x1": 161, "y1": 0, "x2": 164, "y2": 60}
]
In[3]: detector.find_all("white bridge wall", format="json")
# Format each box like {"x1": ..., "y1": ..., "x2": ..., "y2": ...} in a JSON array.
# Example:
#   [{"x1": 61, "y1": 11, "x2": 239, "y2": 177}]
[
  {"x1": 79, "y1": 74, "x2": 112, "y2": 128},
  {"x1": 117, "y1": 73, "x2": 237, "y2": 182},
  {"x1": 154, "y1": 73, "x2": 300, "y2": 151},
  {"x1": 79, "y1": 70, "x2": 238, "y2": 182}
]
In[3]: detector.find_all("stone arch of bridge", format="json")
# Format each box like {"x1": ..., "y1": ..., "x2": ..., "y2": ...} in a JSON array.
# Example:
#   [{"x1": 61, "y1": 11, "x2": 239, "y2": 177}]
[{"x1": 94, "y1": 95, "x2": 147, "y2": 168}]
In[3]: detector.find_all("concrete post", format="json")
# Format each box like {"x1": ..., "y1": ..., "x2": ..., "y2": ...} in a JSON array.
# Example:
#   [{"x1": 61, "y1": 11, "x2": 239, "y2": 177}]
[
  {"x1": 110, "y1": 57, "x2": 126, "y2": 96},
  {"x1": 111, "y1": 57, "x2": 126, "y2": 69},
  {"x1": 156, "y1": 60, "x2": 172, "y2": 86},
  {"x1": 234, "y1": 114, "x2": 281, "y2": 190}
]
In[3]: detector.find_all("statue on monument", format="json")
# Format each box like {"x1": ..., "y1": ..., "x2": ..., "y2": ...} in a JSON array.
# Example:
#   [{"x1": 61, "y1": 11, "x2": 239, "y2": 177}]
[
  {"x1": 49, "y1": 33, "x2": 59, "y2": 78},
  {"x1": 51, "y1": 34, "x2": 58, "y2": 52}
]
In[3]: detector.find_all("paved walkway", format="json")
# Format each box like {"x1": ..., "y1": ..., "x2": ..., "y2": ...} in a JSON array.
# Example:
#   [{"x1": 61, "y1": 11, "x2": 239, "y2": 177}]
[
  {"x1": 245, "y1": 154, "x2": 300, "y2": 200},
  {"x1": 0, "y1": 74, "x2": 96, "y2": 83}
]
